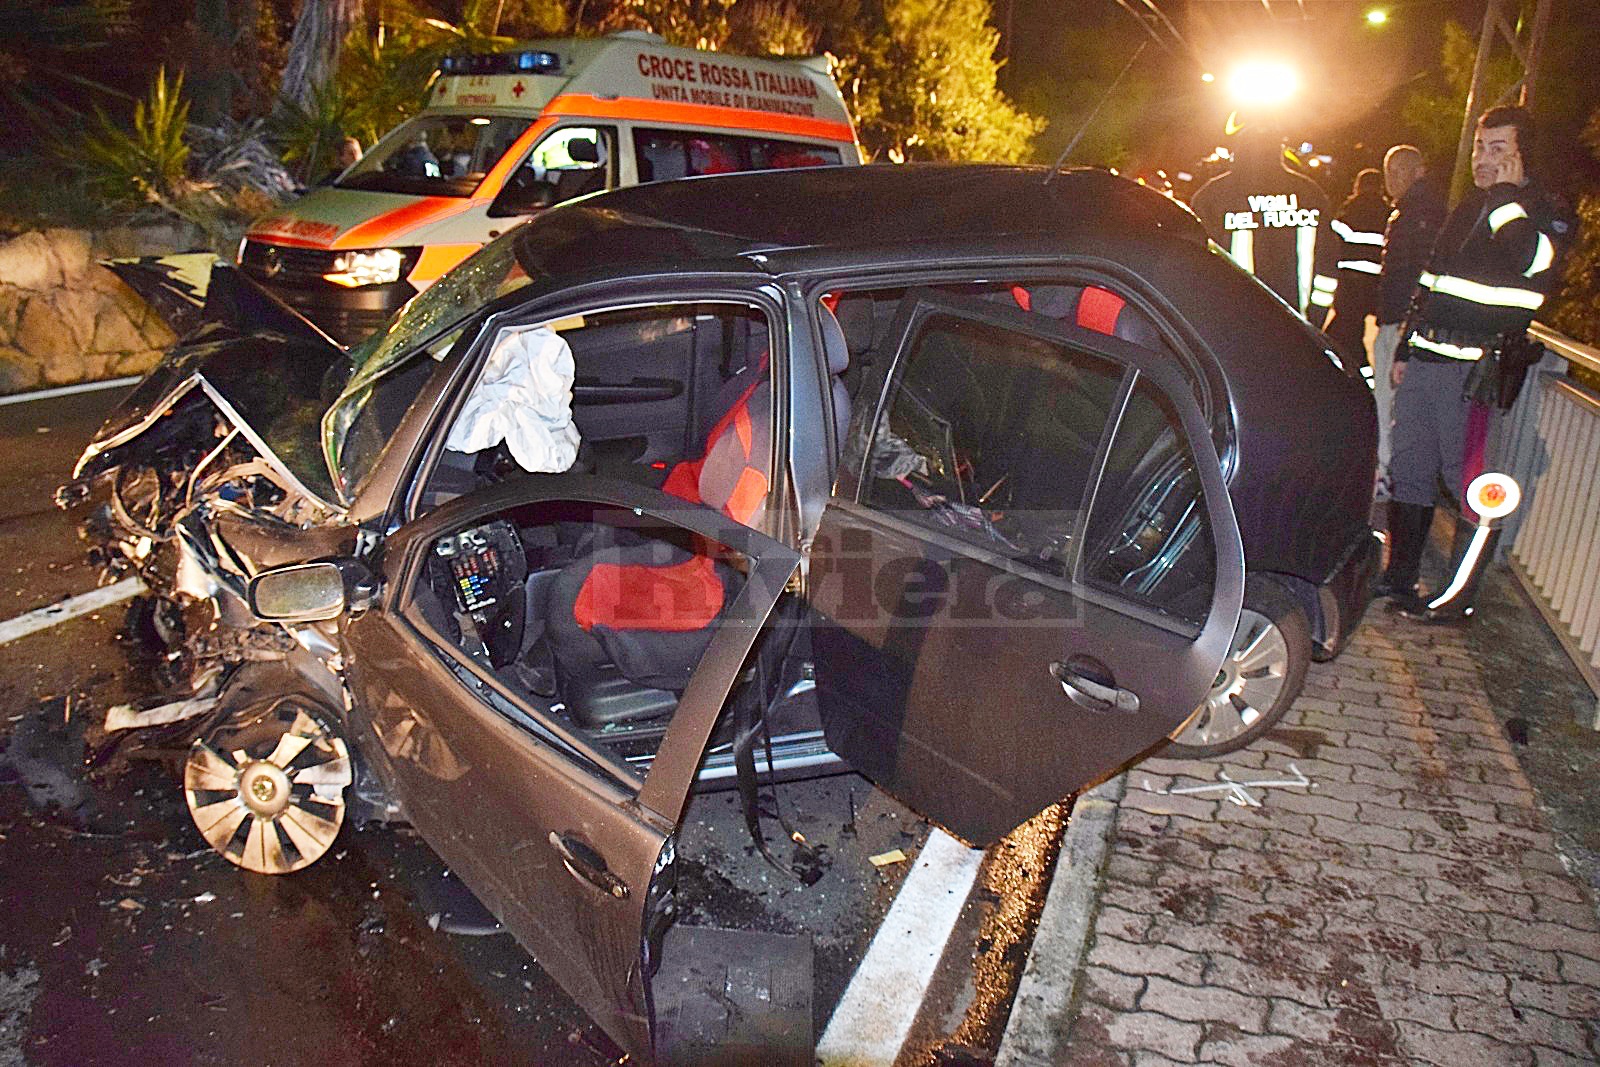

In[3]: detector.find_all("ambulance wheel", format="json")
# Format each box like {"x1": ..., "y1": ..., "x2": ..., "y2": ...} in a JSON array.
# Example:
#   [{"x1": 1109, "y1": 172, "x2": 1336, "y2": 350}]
[
  {"x1": 184, "y1": 700, "x2": 353, "y2": 875},
  {"x1": 1163, "y1": 577, "x2": 1310, "y2": 759}
]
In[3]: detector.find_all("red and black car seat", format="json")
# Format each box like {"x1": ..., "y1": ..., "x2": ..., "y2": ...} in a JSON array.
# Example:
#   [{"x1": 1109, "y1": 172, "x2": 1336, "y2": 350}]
[
  {"x1": 1008, "y1": 283, "x2": 1163, "y2": 347},
  {"x1": 544, "y1": 357, "x2": 775, "y2": 721},
  {"x1": 544, "y1": 313, "x2": 853, "y2": 725}
]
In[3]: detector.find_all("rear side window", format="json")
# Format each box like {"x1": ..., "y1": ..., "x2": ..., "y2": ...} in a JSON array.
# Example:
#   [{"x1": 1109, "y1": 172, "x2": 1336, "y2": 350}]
[
  {"x1": 857, "y1": 313, "x2": 1124, "y2": 578},
  {"x1": 1082, "y1": 376, "x2": 1217, "y2": 624},
  {"x1": 633, "y1": 128, "x2": 842, "y2": 183}
]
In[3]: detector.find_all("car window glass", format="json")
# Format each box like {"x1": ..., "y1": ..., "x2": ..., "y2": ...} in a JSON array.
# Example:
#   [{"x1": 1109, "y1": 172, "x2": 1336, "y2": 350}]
[
  {"x1": 632, "y1": 128, "x2": 840, "y2": 183},
  {"x1": 338, "y1": 114, "x2": 531, "y2": 197},
  {"x1": 509, "y1": 125, "x2": 615, "y2": 205},
  {"x1": 327, "y1": 327, "x2": 465, "y2": 502},
  {"x1": 1082, "y1": 375, "x2": 1217, "y2": 625},
  {"x1": 750, "y1": 139, "x2": 843, "y2": 169},
  {"x1": 418, "y1": 302, "x2": 773, "y2": 531},
  {"x1": 405, "y1": 500, "x2": 761, "y2": 789},
  {"x1": 858, "y1": 312, "x2": 1124, "y2": 577}
]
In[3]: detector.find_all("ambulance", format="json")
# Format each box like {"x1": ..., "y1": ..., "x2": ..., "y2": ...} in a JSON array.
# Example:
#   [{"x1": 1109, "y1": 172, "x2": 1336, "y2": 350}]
[{"x1": 239, "y1": 30, "x2": 860, "y2": 343}]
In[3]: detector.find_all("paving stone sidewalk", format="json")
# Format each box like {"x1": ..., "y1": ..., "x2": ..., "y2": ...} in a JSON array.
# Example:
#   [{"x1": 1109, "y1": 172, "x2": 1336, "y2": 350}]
[{"x1": 1005, "y1": 614, "x2": 1600, "y2": 1066}]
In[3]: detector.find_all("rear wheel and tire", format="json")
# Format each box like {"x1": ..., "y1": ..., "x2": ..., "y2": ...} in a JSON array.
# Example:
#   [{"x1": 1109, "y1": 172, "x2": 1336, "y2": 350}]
[{"x1": 1163, "y1": 577, "x2": 1311, "y2": 759}]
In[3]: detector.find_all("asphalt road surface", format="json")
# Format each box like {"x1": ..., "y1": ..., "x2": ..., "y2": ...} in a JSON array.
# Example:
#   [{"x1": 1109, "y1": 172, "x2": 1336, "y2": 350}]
[{"x1": 0, "y1": 382, "x2": 1061, "y2": 1066}]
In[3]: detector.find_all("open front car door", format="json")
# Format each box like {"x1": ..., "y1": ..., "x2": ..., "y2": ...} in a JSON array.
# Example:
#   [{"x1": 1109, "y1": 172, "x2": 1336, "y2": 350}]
[
  {"x1": 808, "y1": 291, "x2": 1245, "y2": 845},
  {"x1": 340, "y1": 476, "x2": 799, "y2": 1061}
]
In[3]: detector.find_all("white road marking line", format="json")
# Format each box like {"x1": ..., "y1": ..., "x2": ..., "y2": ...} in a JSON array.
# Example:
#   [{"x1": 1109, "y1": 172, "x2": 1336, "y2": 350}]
[
  {"x1": 0, "y1": 376, "x2": 141, "y2": 408},
  {"x1": 816, "y1": 828, "x2": 984, "y2": 1066},
  {"x1": 0, "y1": 578, "x2": 146, "y2": 646}
]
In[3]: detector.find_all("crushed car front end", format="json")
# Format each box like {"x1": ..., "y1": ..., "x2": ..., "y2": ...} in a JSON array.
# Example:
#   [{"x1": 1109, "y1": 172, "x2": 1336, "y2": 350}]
[{"x1": 57, "y1": 271, "x2": 356, "y2": 700}]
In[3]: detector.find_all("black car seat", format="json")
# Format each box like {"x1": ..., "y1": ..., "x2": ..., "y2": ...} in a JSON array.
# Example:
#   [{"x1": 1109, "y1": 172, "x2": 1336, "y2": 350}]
[{"x1": 553, "y1": 138, "x2": 606, "y2": 203}]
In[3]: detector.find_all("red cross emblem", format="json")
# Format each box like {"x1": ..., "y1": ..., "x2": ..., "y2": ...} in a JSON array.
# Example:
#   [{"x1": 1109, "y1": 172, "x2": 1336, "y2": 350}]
[{"x1": 511, "y1": 80, "x2": 526, "y2": 98}]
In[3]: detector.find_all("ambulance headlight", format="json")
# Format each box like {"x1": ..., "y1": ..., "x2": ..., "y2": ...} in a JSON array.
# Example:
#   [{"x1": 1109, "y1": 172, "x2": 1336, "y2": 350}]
[{"x1": 324, "y1": 248, "x2": 408, "y2": 288}]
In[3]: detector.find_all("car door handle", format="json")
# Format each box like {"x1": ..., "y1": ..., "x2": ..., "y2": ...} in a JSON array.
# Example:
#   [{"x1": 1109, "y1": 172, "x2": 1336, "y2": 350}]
[
  {"x1": 549, "y1": 831, "x2": 630, "y2": 900},
  {"x1": 1049, "y1": 660, "x2": 1140, "y2": 714}
]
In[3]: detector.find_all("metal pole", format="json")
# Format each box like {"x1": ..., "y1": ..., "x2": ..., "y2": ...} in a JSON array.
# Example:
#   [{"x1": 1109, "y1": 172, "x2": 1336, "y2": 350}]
[
  {"x1": 1450, "y1": 0, "x2": 1501, "y2": 204},
  {"x1": 1520, "y1": 0, "x2": 1552, "y2": 108}
]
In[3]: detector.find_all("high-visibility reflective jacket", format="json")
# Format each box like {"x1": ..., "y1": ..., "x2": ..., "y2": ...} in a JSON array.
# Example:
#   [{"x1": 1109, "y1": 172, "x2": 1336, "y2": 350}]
[
  {"x1": 1399, "y1": 180, "x2": 1575, "y2": 362},
  {"x1": 1325, "y1": 189, "x2": 1389, "y2": 320},
  {"x1": 1190, "y1": 159, "x2": 1335, "y2": 317}
]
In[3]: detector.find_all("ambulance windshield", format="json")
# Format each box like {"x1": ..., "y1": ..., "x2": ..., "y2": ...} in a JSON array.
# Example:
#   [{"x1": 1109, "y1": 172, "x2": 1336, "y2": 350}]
[{"x1": 339, "y1": 114, "x2": 530, "y2": 197}]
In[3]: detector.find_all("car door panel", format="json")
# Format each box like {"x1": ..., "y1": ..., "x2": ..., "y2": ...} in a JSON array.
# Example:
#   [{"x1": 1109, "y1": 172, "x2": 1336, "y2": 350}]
[
  {"x1": 342, "y1": 475, "x2": 798, "y2": 1060},
  {"x1": 808, "y1": 293, "x2": 1244, "y2": 846}
]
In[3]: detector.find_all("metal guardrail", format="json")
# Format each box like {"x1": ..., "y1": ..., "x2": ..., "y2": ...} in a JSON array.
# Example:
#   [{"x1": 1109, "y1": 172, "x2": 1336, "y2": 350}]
[{"x1": 1500, "y1": 321, "x2": 1600, "y2": 727}]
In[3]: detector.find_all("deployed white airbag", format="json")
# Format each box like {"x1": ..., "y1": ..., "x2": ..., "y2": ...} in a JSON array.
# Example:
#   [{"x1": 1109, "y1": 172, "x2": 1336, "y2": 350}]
[{"x1": 444, "y1": 325, "x2": 581, "y2": 473}]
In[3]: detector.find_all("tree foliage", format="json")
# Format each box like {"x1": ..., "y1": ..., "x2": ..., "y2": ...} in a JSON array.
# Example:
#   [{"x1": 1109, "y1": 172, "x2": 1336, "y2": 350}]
[
  {"x1": 1547, "y1": 111, "x2": 1600, "y2": 348},
  {"x1": 69, "y1": 66, "x2": 245, "y2": 235},
  {"x1": 0, "y1": 0, "x2": 133, "y2": 127},
  {"x1": 825, "y1": 0, "x2": 1041, "y2": 162},
  {"x1": 270, "y1": 2, "x2": 519, "y2": 180}
]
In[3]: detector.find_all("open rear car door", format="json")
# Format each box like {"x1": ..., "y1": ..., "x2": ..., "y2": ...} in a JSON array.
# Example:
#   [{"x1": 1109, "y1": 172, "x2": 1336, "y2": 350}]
[
  {"x1": 807, "y1": 291, "x2": 1246, "y2": 845},
  {"x1": 340, "y1": 476, "x2": 799, "y2": 1061}
]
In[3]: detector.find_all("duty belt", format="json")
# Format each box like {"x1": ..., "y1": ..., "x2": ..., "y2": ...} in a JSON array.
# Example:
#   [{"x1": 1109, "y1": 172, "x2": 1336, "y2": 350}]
[{"x1": 1407, "y1": 324, "x2": 1494, "y2": 362}]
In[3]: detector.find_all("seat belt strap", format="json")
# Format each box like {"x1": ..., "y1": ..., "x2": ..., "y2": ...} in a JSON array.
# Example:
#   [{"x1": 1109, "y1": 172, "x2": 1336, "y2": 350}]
[{"x1": 731, "y1": 600, "x2": 813, "y2": 876}]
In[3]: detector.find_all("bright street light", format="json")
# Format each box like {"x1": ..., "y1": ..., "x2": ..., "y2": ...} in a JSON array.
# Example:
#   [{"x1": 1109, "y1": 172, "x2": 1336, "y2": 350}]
[
  {"x1": 1226, "y1": 59, "x2": 1300, "y2": 108},
  {"x1": 1366, "y1": 8, "x2": 1389, "y2": 25}
]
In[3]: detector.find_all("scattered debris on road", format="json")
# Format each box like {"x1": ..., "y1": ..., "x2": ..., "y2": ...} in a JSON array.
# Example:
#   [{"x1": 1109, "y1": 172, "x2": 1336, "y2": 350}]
[
  {"x1": 1145, "y1": 762, "x2": 1312, "y2": 808},
  {"x1": 104, "y1": 693, "x2": 217, "y2": 733}
]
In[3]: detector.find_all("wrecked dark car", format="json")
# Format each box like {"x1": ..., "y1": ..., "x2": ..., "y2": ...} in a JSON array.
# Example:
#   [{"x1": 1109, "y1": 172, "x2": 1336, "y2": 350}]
[{"x1": 59, "y1": 164, "x2": 1378, "y2": 1062}]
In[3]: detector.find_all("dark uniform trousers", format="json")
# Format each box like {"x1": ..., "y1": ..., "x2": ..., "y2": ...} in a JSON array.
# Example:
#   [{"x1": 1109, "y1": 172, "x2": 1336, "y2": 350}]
[{"x1": 1390, "y1": 359, "x2": 1476, "y2": 508}]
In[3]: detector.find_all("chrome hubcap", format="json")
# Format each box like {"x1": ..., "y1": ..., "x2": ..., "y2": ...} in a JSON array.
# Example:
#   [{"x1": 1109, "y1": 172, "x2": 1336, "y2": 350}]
[
  {"x1": 1173, "y1": 607, "x2": 1290, "y2": 749},
  {"x1": 184, "y1": 705, "x2": 352, "y2": 875}
]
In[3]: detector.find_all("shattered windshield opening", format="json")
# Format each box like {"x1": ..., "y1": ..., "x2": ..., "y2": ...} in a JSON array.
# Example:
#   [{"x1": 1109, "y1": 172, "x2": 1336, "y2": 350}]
[{"x1": 323, "y1": 231, "x2": 541, "y2": 502}]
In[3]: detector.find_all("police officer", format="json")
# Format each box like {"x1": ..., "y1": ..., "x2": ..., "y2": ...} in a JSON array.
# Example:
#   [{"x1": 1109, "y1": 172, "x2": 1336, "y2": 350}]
[
  {"x1": 1379, "y1": 106, "x2": 1574, "y2": 622},
  {"x1": 1372, "y1": 146, "x2": 1447, "y2": 498},
  {"x1": 1191, "y1": 125, "x2": 1336, "y2": 318},
  {"x1": 1319, "y1": 167, "x2": 1389, "y2": 373}
]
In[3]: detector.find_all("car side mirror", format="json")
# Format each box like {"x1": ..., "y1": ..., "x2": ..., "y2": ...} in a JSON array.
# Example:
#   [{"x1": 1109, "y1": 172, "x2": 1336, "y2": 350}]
[
  {"x1": 249, "y1": 560, "x2": 375, "y2": 622},
  {"x1": 489, "y1": 177, "x2": 557, "y2": 218}
]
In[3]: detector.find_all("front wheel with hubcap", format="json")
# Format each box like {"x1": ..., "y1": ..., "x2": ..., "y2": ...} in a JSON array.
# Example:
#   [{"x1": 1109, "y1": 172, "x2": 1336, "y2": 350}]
[
  {"x1": 184, "y1": 700, "x2": 353, "y2": 875},
  {"x1": 1163, "y1": 577, "x2": 1311, "y2": 759}
]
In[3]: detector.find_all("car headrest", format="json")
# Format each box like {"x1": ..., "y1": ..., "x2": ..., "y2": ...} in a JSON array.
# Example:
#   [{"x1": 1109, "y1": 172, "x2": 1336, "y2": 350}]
[
  {"x1": 831, "y1": 295, "x2": 875, "y2": 354},
  {"x1": 819, "y1": 307, "x2": 850, "y2": 376}
]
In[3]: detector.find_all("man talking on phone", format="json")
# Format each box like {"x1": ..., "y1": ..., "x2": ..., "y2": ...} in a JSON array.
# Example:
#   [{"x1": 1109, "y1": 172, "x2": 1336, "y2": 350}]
[{"x1": 1378, "y1": 105, "x2": 1575, "y2": 623}]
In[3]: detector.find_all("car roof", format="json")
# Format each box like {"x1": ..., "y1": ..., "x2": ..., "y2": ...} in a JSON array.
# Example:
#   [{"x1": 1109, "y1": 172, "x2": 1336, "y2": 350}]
[{"x1": 512, "y1": 163, "x2": 1210, "y2": 284}]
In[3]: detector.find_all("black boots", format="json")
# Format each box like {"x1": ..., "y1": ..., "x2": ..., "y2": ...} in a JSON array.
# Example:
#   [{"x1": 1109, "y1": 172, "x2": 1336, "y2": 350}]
[
  {"x1": 1377, "y1": 502, "x2": 1433, "y2": 603},
  {"x1": 1397, "y1": 511, "x2": 1500, "y2": 624}
]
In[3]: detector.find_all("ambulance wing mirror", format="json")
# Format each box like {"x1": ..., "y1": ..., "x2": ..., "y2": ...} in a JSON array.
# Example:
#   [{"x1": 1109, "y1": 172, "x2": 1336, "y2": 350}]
[{"x1": 489, "y1": 175, "x2": 558, "y2": 217}]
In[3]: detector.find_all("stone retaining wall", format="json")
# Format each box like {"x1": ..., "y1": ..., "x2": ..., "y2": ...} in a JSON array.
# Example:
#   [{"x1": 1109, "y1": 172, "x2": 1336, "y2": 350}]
[{"x1": 0, "y1": 226, "x2": 195, "y2": 394}]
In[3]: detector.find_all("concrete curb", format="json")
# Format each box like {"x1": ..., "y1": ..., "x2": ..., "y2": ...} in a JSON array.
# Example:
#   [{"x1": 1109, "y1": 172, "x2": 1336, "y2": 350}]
[{"x1": 993, "y1": 772, "x2": 1127, "y2": 1067}]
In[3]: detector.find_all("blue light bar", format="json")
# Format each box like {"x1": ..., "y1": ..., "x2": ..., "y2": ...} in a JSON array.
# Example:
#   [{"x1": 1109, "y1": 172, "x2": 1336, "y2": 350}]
[
  {"x1": 516, "y1": 50, "x2": 560, "y2": 72},
  {"x1": 439, "y1": 50, "x2": 560, "y2": 76}
]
